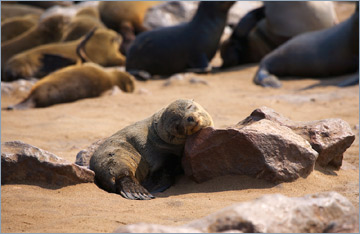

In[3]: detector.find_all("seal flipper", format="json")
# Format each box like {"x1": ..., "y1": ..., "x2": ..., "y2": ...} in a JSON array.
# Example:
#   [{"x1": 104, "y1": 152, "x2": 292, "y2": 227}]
[
  {"x1": 337, "y1": 72, "x2": 359, "y2": 87},
  {"x1": 5, "y1": 96, "x2": 36, "y2": 110},
  {"x1": 253, "y1": 66, "x2": 282, "y2": 88},
  {"x1": 116, "y1": 176, "x2": 154, "y2": 200},
  {"x1": 186, "y1": 53, "x2": 212, "y2": 74}
]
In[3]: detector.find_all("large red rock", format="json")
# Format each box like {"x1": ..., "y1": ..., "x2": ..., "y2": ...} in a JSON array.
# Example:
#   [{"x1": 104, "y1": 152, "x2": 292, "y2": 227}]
[
  {"x1": 183, "y1": 119, "x2": 318, "y2": 183},
  {"x1": 237, "y1": 106, "x2": 355, "y2": 168},
  {"x1": 1, "y1": 141, "x2": 94, "y2": 187}
]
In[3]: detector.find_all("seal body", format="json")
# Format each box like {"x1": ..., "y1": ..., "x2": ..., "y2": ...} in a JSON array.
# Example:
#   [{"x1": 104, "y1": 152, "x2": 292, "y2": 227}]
[
  {"x1": 253, "y1": 6, "x2": 359, "y2": 88},
  {"x1": 220, "y1": 1, "x2": 338, "y2": 68},
  {"x1": 126, "y1": 1, "x2": 235, "y2": 79},
  {"x1": 90, "y1": 99, "x2": 214, "y2": 200},
  {"x1": 1, "y1": 14, "x2": 39, "y2": 43},
  {"x1": 1, "y1": 14, "x2": 69, "y2": 69},
  {"x1": 6, "y1": 63, "x2": 135, "y2": 109},
  {"x1": 4, "y1": 28, "x2": 125, "y2": 81}
]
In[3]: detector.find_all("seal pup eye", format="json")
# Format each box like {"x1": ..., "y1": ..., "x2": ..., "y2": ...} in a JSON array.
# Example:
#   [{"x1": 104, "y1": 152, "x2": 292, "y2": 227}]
[
  {"x1": 186, "y1": 104, "x2": 193, "y2": 110},
  {"x1": 187, "y1": 116, "x2": 194, "y2": 122}
]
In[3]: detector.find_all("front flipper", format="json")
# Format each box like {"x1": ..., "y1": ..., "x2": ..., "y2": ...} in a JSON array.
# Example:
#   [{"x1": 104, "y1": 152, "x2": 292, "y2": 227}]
[
  {"x1": 253, "y1": 66, "x2": 282, "y2": 88},
  {"x1": 187, "y1": 53, "x2": 212, "y2": 74},
  {"x1": 116, "y1": 176, "x2": 155, "y2": 200}
]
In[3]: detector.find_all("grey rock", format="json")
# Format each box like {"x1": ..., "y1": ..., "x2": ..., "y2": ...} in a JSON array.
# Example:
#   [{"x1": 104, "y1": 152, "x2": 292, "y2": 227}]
[
  {"x1": 1, "y1": 141, "x2": 94, "y2": 187},
  {"x1": 75, "y1": 138, "x2": 106, "y2": 168},
  {"x1": 237, "y1": 106, "x2": 355, "y2": 168},
  {"x1": 113, "y1": 223, "x2": 201, "y2": 233},
  {"x1": 113, "y1": 192, "x2": 359, "y2": 233},
  {"x1": 1, "y1": 78, "x2": 37, "y2": 96},
  {"x1": 185, "y1": 192, "x2": 359, "y2": 233},
  {"x1": 183, "y1": 119, "x2": 318, "y2": 183}
]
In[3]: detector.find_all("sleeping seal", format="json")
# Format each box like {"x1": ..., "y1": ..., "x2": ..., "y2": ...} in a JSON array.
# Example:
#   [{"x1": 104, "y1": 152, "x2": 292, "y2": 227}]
[{"x1": 90, "y1": 99, "x2": 214, "y2": 200}]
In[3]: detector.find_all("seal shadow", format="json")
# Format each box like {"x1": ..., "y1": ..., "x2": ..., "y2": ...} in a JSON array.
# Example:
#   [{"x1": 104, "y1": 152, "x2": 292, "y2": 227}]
[
  {"x1": 154, "y1": 174, "x2": 278, "y2": 198},
  {"x1": 211, "y1": 63, "x2": 258, "y2": 75}
]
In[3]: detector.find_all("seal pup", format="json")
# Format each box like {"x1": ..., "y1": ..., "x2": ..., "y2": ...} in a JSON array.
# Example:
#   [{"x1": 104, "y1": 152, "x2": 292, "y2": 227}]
[
  {"x1": 220, "y1": 1, "x2": 338, "y2": 68},
  {"x1": 126, "y1": 1, "x2": 235, "y2": 80},
  {"x1": 90, "y1": 99, "x2": 214, "y2": 200},
  {"x1": 253, "y1": 5, "x2": 359, "y2": 88},
  {"x1": 5, "y1": 63, "x2": 135, "y2": 110},
  {"x1": 4, "y1": 28, "x2": 125, "y2": 81}
]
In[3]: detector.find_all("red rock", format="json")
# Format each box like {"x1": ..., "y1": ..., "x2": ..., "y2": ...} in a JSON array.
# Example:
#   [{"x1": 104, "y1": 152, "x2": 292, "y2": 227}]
[
  {"x1": 237, "y1": 106, "x2": 355, "y2": 168},
  {"x1": 1, "y1": 141, "x2": 94, "y2": 187},
  {"x1": 183, "y1": 119, "x2": 318, "y2": 183}
]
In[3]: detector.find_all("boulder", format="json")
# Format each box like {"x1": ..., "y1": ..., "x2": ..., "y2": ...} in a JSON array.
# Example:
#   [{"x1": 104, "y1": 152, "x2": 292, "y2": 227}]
[
  {"x1": 1, "y1": 141, "x2": 94, "y2": 187},
  {"x1": 237, "y1": 106, "x2": 355, "y2": 168},
  {"x1": 113, "y1": 192, "x2": 359, "y2": 233},
  {"x1": 183, "y1": 119, "x2": 318, "y2": 183},
  {"x1": 75, "y1": 138, "x2": 106, "y2": 168}
]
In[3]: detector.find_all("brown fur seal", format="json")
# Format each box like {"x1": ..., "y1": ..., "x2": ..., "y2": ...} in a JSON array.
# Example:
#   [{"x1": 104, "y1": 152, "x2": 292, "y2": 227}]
[
  {"x1": 1, "y1": 14, "x2": 70, "y2": 69},
  {"x1": 90, "y1": 99, "x2": 214, "y2": 200},
  {"x1": 126, "y1": 1, "x2": 235, "y2": 80},
  {"x1": 220, "y1": 2, "x2": 338, "y2": 68},
  {"x1": 1, "y1": 3, "x2": 44, "y2": 21},
  {"x1": 4, "y1": 28, "x2": 125, "y2": 81},
  {"x1": 1, "y1": 14, "x2": 40, "y2": 43},
  {"x1": 98, "y1": 1, "x2": 159, "y2": 34},
  {"x1": 5, "y1": 63, "x2": 135, "y2": 110},
  {"x1": 98, "y1": 1, "x2": 160, "y2": 55},
  {"x1": 253, "y1": 4, "x2": 358, "y2": 88},
  {"x1": 61, "y1": 7, "x2": 106, "y2": 42}
]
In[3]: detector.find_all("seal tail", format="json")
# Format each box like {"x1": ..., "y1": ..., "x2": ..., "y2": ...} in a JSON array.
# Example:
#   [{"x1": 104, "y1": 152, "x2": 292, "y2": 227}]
[{"x1": 76, "y1": 27, "x2": 97, "y2": 65}]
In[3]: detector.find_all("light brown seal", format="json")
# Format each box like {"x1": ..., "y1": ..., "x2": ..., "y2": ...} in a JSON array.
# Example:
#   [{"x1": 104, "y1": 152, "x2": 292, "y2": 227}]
[
  {"x1": 1, "y1": 14, "x2": 40, "y2": 42},
  {"x1": 90, "y1": 99, "x2": 214, "y2": 200},
  {"x1": 5, "y1": 63, "x2": 135, "y2": 110},
  {"x1": 3, "y1": 28, "x2": 125, "y2": 81}
]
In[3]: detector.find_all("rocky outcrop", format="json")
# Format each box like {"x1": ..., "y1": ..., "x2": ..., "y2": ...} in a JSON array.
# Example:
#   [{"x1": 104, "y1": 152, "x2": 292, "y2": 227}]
[
  {"x1": 237, "y1": 106, "x2": 355, "y2": 168},
  {"x1": 1, "y1": 141, "x2": 94, "y2": 187},
  {"x1": 113, "y1": 192, "x2": 359, "y2": 233},
  {"x1": 183, "y1": 119, "x2": 318, "y2": 183}
]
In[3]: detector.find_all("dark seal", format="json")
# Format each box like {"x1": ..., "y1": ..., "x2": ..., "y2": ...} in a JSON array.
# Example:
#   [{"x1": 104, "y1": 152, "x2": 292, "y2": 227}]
[
  {"x1": 253, "y1": 4, "x2": 359, "y2": 88},
  {"x1": 125, "y1": 1, "x2": 235, "y2": 80}
]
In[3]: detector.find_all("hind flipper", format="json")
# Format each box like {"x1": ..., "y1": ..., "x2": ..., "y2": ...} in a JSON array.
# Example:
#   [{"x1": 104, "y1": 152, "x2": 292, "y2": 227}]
[
  {"x1": 253, "y1": 66, "x2": 282, "y2": 88},
  {"x1": 5, "y1": 97, "x2": 36, "y2": 110}
]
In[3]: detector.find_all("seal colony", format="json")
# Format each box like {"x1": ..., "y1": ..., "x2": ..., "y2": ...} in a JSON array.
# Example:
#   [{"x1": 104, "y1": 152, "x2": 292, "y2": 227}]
[{"x1": 90, "y1": 99, "x2": 214, "y2": 200}]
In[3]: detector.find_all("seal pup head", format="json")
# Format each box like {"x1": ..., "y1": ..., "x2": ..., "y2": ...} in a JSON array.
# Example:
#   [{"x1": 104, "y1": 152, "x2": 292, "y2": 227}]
[{"x1": 156, "y1": 99, "x2": 214, "y2": 145}]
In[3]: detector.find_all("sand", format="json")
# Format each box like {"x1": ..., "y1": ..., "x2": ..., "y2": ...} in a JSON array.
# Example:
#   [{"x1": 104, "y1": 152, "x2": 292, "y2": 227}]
[{"x1": 1, "y1": 2, "x2": 358, "y2": 233}]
